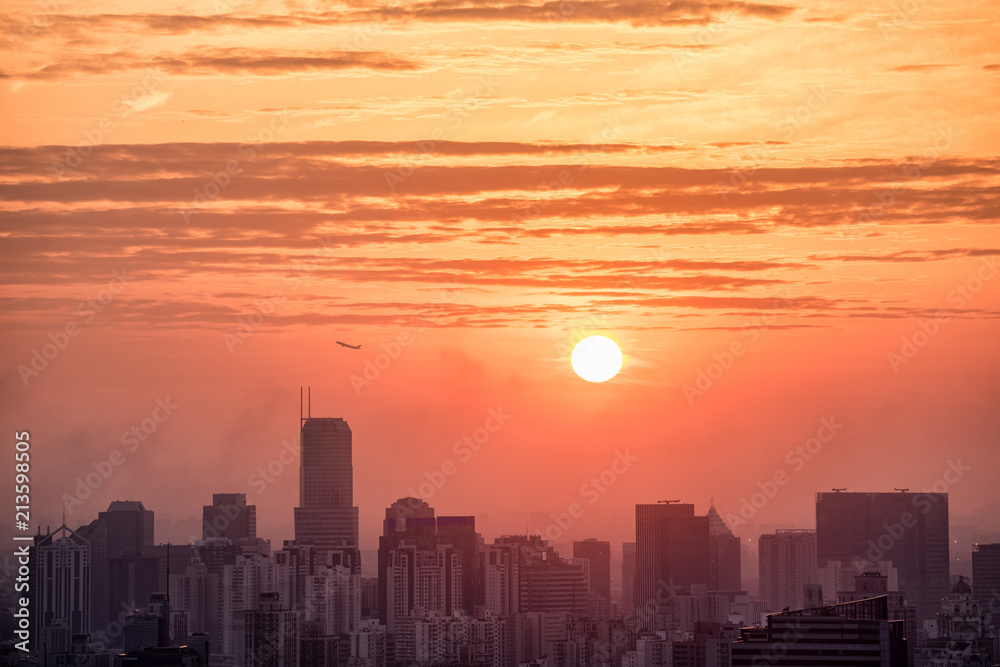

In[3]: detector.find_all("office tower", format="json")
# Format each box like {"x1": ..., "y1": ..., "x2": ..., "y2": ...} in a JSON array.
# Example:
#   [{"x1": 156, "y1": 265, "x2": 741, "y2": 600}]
[
  {"x1": 74, "y1": 499, "x2": 155, "y2": 634},
  {"x1": 235, "y1": 592, "x2": 300, "y2": 667},
  {"x1": 203, "y1": 493, "x2": 257, "y2": 542},
  {"x1": 815, "y1": 491, "x2": 949, "y2": 623},
  {"x1": 622, "y1": 542, "x2": 636, "y2": 612},
  {"x1": 972, "y1": 543, "x2": 1000, "y2": 631},
  {"x1": 34, "y1": 524, "x2": 90, "y2": 657},
  {"x1": 294, "y1": 417, "x2": 360, "y2": 559},
  {"x1": 731, "y1": 596, "x2": 908, "y2": 667},
  {"x1": 574, "y1": 538, "x2": 611, "y2": 602},
  {"x1": 837, "y1": 571, "x2": 917, "y2": 647},
  {"x1": 706, "y1": 504, "x2": 741, "y2": 591},
  {"x1": 758, "y1": 529, "x2": 817, "y2": 612},
  {"x1": 635, "y1": 503, "x2": 710, "y2": 611}
]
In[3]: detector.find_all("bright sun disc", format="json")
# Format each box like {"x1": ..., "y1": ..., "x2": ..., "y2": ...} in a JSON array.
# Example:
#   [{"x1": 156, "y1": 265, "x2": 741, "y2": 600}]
[{"x1": 571, "y1": 335, "x2": 623, "y2": 383}]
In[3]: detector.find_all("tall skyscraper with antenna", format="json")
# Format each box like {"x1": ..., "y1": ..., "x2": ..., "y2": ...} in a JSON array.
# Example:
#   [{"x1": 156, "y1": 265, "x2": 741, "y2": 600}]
[{"x1": 293, "y1": 388, "x2": 361, "y2": 564}]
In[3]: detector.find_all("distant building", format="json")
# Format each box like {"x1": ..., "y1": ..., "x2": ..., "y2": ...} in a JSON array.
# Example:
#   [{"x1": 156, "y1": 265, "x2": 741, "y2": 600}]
[
  {"x1": 202, "y1": 493, "x2": 257, "y2": 543},
  {"x1": 379, "y1": 500, "x2": 480, "y2": 631},
  {"x1": 622, "y1": 542, "x2": 637, "y2": 612},
  {"x1": 574, "y1": 538, "x2": 611, "y2": 601},
  {"x1": 635, "y1": 503, "x2": 710, "y2": 617},
  {"x1": 235, "y1": 592, "x2": 300, "y2": 667},
  {"x1": 34, "y1": 524, "x2": 90, "y2": 658},
  {"x1": 972, "y1": 543, "x2": 1000, "y2": 632},
  {"x1": 915, "y1": 576, "x2": 999, "y2": 667},
  {"x1": 758, "y1": 529, "x2": 817, "y2": 612},
  {"x1": 816, "y1": 491, "x2": 949, "y2": 623},
  {"x1": 706, "y1": 504, "x2": 741, "y2": 592}
]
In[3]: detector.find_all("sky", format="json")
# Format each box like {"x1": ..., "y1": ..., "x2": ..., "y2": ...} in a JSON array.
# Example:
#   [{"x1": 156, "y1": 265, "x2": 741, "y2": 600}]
[{"x1": 1, "y1": 0, "x2": 999, "y2": 574}]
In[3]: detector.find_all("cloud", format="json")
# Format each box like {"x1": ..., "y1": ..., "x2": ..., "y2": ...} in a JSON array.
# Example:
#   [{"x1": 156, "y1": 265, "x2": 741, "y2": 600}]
[{"x1": 0, "y1": 48, "x2": 422, "y2": 80}]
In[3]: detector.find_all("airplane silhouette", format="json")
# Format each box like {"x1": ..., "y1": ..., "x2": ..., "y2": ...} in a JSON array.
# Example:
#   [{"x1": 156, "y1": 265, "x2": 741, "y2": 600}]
[{"x1": 336, "y1": 341, "x2": 361, "y2": 349}]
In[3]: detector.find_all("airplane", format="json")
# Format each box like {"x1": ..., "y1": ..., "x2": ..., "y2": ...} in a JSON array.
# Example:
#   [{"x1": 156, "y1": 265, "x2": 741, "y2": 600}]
[{"x1": 336, "y1": 341, "x2": 361, "y2": 349}]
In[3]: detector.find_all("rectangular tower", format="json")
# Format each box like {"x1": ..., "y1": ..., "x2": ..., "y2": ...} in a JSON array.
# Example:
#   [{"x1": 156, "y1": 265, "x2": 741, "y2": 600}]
[
  {"x1": 293, "y1": 417, "x2": 360, "y2": 558},
  {"x1": 815, "y1": 491, "x2": 949, "y2": 623}
]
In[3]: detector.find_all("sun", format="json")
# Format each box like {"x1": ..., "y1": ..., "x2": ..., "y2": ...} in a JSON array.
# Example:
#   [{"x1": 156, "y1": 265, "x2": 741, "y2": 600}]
[{"x1": 571, "y1": 335, "x2": 623, "y2": 383}]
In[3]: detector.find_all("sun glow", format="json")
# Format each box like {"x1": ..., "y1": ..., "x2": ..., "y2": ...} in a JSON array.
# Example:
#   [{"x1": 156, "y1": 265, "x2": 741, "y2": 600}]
[{"x1": 571, "y1": 335, "x2": 623, "y2": 383}]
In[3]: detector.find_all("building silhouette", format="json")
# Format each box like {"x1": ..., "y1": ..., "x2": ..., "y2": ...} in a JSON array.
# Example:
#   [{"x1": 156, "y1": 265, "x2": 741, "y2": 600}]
[
  {"x1": 816, "y1": 491, "x2": 949, "y2": 623},
  {"x1": 203, "y1": 493, "x2": 257, "y2": 543},
  {"x1": 706, "y1": 504, "x2": 741, "y2": 592},
  {"x1": 972, "y1": 543, "x2": 1000, "y2": 633},
  {"x1": 34, "y1": 524, "x2": 90, "y2": 658},
  {"x1": 758, "y1": 529, "x2": 817, "y2": 612},
  {"x1": 294, "y1": 417, "x2": 360, "y2": 561},
  {"x1": 573, "y1": 538, "x2": 611, "y2": 602},
  {"x1": 635, "y1": 503, "x2": 710, "y2": 611},
  {"x1": 732, "y1": 596, "x2": 908, "y2": 667},
  {"x1": 622, "y1": 542, "x2": 636, "y2": 613}
]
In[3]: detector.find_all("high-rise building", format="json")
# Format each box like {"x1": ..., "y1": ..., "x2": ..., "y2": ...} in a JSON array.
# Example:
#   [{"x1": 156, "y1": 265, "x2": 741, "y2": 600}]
[
  {"x1": 203, "y1": 493, "x2": 257, "y2": 543},
  {"x1": 706, "y1": 504, "x2": 741, "y2": 592},
  {"x1": 815, "y1": 491, "x2": 949, "y2": 623},
  {"x1": 377, "y1": 498, "x2": 479, "y2": 630},
  {"x1": 622, "y1": 542, "x2": 636, "y2": 612},
  {"x1": 635, "y1": 503, "x2": 710, "y2": 611},
  {"x1": 34, "y1": 524, "x2": 90, "y2": 658},
  {"x1": 75, "y1": 500, "x2": 155, "y2": 635},
  {"x1": 235, "y1": 592, "x2": 300, "y2": 667},
  {"x1": 294, "y1": 417, "x2": 360, "y2": 559},
  {"x1": 972, "y1": 543, "x2": 1000, "y2": 632},
  {"x1": 573, "y1": 539, "x2": 611, "y2": 601},
  {"x1": 758, "y1": 529, "x2": 817, "y2": 612}
]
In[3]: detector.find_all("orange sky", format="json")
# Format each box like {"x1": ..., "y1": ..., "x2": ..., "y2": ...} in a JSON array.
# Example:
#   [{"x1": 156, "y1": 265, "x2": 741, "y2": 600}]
[{"x1": 1, "y1": 0, "x2": 999, "y2": 572}]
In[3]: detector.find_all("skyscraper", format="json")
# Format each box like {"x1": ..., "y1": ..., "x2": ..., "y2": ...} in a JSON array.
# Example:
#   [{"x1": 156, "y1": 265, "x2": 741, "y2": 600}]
[
  {"x1": 294, "y1": 417, "x2": 360, "y2": 559},
  {"x1": 203, "y1": 493, "x2": 257, "y2": 543},
  {"x1": 377, "y1": 498, "x2": 480, "y2": 630},
  {"x1": 76, "y1": 499, "x2": 156, "y2": 636},
  {"x1": 573, "y1": 538, "x2": 611, "y2": 601},
  {"x1": 622, "y1": 542, "x2": 636, "y2": 612},
  {"x1": 815, "y1": 491, "x2": 949, "y2": 623},
  {"x1": 758, "y1": 529, "x2": 817, "y2": 612},
  {"x1": 635, "y1": 503, "x2": 710, "y2": 611},
  {"x1": 34, "y1": 525, "x2": 90, "y2": 658},
  {"x1": 972, "y1": 543, "x2": 1000, "y2": 632},
  {"x1": 706, "y1": 504, "x2": 741, "y2": 592}
]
